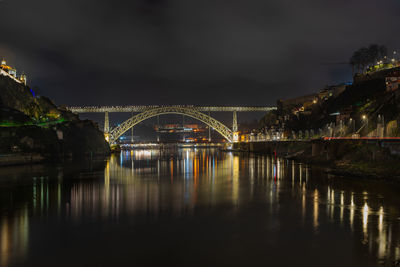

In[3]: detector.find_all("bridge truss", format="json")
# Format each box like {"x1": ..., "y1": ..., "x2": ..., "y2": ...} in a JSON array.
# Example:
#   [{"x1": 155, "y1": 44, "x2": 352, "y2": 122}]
[
  {"x1": 67, "y1": 105, "x2": 277, "y2": 143},
  {"x1": 67, "y1": 105, "x2": 276, "y2": 113},
  {"x1": 109, "y1": 106, "x2": 233, "y2": 143}
]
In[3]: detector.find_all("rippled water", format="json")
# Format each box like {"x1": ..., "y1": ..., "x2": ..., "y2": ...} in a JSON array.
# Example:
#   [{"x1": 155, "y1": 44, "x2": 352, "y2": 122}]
[{"x1": 0, "y1": 148, "x2": 400, "y2": 266}]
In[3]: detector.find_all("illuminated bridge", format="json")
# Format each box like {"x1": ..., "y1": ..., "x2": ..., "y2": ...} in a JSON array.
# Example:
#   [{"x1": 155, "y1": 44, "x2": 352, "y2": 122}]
[{"x1": 67, "y1": 105, "x2": 276, "y2": 143}]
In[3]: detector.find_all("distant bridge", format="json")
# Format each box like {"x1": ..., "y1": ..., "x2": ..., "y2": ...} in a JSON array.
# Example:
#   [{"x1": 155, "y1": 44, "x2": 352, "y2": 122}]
[{"x1": 67, "y1": 105, "x2": 276, "y2": 143}]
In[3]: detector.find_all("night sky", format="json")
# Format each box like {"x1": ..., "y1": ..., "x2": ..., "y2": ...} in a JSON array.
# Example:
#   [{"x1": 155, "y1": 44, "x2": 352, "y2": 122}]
[{"x1": 0, "y1": 0, "x2": 399, "y2": 107}]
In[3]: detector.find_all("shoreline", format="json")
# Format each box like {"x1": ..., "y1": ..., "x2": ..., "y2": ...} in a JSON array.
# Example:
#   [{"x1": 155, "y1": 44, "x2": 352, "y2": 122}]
[
  {"x1": 0, "y1": 153, "x2": 45, "y2": 167},
  {"x1": 0, "y1": 152, "x2": 111, "y2": 168},
  {"x1": 231, "y1": 141, "x2": 400, "y2": 183}
]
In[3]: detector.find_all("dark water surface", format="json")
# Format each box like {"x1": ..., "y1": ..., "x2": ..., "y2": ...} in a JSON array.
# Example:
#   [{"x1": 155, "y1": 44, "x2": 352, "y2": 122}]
[{"x1": 1, "y1": 148, "x2": 400, "y2": 267}]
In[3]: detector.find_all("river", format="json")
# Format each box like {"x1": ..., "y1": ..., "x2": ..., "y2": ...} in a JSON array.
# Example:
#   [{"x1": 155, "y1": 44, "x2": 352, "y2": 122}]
[{"x1": 0, "y1": 148, "x2": 399, "y2": 266}]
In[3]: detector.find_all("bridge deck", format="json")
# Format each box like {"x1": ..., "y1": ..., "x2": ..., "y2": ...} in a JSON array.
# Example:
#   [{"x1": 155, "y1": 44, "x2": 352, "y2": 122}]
[{"x1": 67, "y1": 105, "x2": 276, "y2": 113}]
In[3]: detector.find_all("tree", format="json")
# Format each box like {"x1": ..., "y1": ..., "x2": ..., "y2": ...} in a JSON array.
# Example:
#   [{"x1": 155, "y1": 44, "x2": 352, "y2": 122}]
[
  {"x1": 367, "y1": 44, "x2": 379, "y2": 65},
  {"x1": 259, "y1": 110, "x2": 278, "y2": 128},
  {"x1": 350, "y1": 51, "x2": 361, "y2": 74},
  {"x1": 378, "y1": 45, "x2": 387, "y2": 59},
  {"x1": 349, "y1": 44, "x2": 388, "y2": 74},
  {"x1": 359, "y1": 47, "x2": 370, "y2": 72}
]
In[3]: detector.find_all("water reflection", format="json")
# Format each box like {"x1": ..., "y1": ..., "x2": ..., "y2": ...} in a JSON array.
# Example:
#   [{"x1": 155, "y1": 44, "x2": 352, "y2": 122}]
[
  {"x1": 0, "y1": 207, "x2": 29, "y2": 267},
  {"x1": 0, "y1": 148, "x2": 399, "y2": 266},
  {"x1": 349, "y1": 193, "x2": 354, "y2": 230},
  {"x1": 313, "y1": 189, "x2": 319, "y2": 230}
]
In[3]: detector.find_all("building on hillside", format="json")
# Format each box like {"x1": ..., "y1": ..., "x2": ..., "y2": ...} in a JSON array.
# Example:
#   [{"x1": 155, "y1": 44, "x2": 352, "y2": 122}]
[
  {"x1": 385, "y1": 69, "x2": 400, "y2": 92},
  {"x1": 277, "y1": 84, "x2": 347, "y2": 116},
  {"x1": 1, "y1": 59, "x2": 17, "y2": 76},
  {"x1": 319, "y1": 84, "x2": 347, "y2": 99},
  {"x1": 335, "y1": 107, "x2": 353, "y2": 124},
  {"x1": 0, "y1": 59, "x2": 28, "y2": 85},
  {"x1": 354, "y1": 66, "x2": 400, "y2": 84},
  {"x1": 386, "y1": 77, "x2": 400, "y2": 92},
  {"x1": 277, "y1": 93, "x2": 318, "y2": 114},
  {"x1": 19, "y1": 73, "x2": 27, "y2": 85}
]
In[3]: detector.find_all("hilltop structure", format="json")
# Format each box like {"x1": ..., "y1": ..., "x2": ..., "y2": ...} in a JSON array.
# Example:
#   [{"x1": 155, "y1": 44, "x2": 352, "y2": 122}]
[{"x1": 0, "y1": 59, "x2": 27, "y2": 85}]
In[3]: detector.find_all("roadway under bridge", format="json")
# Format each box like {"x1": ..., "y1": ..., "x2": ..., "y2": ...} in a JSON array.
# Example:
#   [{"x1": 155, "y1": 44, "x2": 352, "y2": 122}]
[{"x1": 67, "y1": 105, "x2": 277, "y2": 143}]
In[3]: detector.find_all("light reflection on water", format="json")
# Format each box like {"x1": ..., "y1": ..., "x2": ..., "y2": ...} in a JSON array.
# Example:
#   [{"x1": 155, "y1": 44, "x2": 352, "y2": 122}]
[{"x1": 0, "y1": 148, "x2": 399, "y2": 266}]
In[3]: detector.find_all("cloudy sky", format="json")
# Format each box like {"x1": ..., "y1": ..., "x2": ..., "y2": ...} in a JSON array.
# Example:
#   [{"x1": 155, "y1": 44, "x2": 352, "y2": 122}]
[{"x1": 0, "y1": 0, "x2": 399, "y2": 107}]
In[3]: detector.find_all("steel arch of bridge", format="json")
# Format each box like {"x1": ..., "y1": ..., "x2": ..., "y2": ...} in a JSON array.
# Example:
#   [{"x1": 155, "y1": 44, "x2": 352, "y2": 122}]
[{"x1": 109, "y1": 106, "x2": 233, "y2": 143}]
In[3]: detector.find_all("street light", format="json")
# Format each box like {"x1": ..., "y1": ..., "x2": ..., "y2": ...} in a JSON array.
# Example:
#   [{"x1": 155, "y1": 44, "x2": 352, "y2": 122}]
[{"x1": 362, "y1": 115, "x2": 368, "y2": 136}]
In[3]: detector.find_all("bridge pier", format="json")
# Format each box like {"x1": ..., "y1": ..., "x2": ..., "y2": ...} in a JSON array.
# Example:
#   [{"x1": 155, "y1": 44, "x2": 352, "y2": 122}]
[
  {"x1": 104, "y1": 111, "x2": 110, "y2": 142},
  {"x1": 131, "y1": 111, "x2": 134, "y2": 143},
  {"x1": 232, "y1": 111, "x2": 239, "y2": 143},
  {"x1": 208, "y1": 111, "x2": 211, "y2": 142},
  {"x1": 232, "y1": 111, "x2": 238, "y2": 132}
]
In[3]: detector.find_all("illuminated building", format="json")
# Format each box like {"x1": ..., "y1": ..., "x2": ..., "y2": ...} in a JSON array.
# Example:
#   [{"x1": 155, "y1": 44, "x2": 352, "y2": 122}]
[
  {"x1": 19, "y1": 73, "x2": 27, "y2": 85},
  {"x1": 1, "y1": 59, "x2": 17, "y2": 76},
  {"x1": 386, "y1": 76, "x2": 400, "y2": 92},
  {"x1": 0, "y1": 59, "x2": 28, "y2": 85}
]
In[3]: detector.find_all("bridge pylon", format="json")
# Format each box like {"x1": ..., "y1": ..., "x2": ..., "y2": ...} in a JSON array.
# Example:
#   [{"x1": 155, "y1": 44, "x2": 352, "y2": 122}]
[
  {"x1": 232, "y1": 111, "x2": 239, "y2": 142},
  {"x1": 232, "y1": 111, "x2": 238, "y2": 132},
  {"x1": 104, "y1": 111, "x2": 110, "y2": 142}
]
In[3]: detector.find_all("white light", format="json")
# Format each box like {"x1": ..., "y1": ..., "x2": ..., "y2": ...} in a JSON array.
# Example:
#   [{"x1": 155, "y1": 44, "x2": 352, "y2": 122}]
[{"x1": 363, "y1": 203, "x2": 369, "y2": 230}]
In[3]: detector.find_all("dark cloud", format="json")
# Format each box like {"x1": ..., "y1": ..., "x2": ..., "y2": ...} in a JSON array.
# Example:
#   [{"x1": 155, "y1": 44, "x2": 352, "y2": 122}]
[{"x1": 0, "y1": 0, "x2": 399, "y2": 106}]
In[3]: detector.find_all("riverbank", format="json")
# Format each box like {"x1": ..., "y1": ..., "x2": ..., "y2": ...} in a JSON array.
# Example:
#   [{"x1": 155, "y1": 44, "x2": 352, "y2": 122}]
[
  {"x1": 0, "y1": 120, "x2": 111, "y2": 166},
  {"x1": 233, "y1": 140, "x2": 400, "y2": 182},
  {"x1": 0, "y1": 153, "x2": 44, "y2": 166}
]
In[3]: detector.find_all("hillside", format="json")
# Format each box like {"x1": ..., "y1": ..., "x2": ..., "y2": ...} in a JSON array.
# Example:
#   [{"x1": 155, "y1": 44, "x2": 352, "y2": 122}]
[
  {"x1": 0, "y1": 74, "x2": 110, "y2": 163},
  {"x1": 261, "y1": 67, "x2": 400, "y2": 138}
]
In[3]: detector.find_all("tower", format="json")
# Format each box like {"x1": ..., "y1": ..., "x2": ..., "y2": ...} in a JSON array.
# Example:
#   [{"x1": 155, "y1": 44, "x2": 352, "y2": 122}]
[{"x1": 20, "y1": 73, "x2": 27, "y2": 85}]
